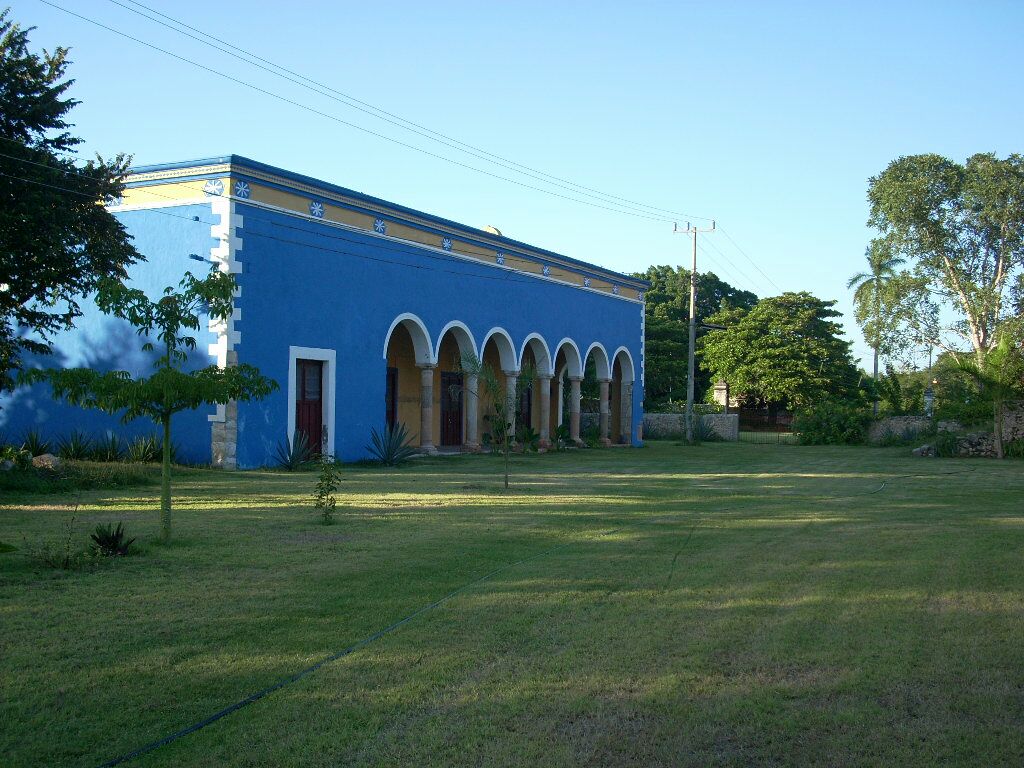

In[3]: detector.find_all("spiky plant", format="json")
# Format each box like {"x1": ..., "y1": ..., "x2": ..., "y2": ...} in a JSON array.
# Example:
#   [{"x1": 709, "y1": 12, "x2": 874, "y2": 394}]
[
  {"x1": 57, "y1": 430, "x2": 94, "y2": 460},
  {"x1": 366, "y1": 422, "x2": 419, "y2": 467},
  {"x1": 274, "y1": 430, "x2": 314, "y2": 470}
]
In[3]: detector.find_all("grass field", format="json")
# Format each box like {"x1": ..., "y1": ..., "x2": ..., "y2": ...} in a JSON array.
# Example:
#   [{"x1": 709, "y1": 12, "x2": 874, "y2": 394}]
[{"x1": 2, "y1": 442, "x2": 1023, "y2": 767}]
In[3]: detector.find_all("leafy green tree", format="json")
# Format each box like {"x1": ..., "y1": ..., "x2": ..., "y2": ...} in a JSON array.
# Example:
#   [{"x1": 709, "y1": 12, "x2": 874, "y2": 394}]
[
  {"x1": 847, "y1": 239, "x2": 905, "y2": 413},
  {"x1": 23, "y1": 270, "x2": 278, "y2": 541},
  {"x1": 700, "y1": 292, "x2": 862, "y2": 409},
  {"x1": 868, "y1": 153, "x2": 1024, "y2": 362},
  {"x1": 0, "y1": 9, "x2": 138, "y2": 391},
  {"x1": 633, "y1": 265, "x2": 757, "y2": 409}
]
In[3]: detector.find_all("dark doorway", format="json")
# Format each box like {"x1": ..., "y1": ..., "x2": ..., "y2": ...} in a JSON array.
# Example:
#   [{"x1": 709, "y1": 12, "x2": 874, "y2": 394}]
[
  {"x1": 518, "y1": 385, "x2": 532, "y2": 432},
  {"x1": 439, "y1": 371, "x2": 463, "y2": 447},
  {"x1": 385, "y1": 366, "x2": 398, "y2": 429},
  {"x1": 296, "y1": 359, "x2": 323, "y2": 452}
]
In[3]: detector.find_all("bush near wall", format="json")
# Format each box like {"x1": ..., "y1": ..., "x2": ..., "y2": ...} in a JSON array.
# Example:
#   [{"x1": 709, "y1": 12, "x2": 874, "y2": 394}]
[{"x1": 793, "y1": 402, "x2": 870, "y2": 445}]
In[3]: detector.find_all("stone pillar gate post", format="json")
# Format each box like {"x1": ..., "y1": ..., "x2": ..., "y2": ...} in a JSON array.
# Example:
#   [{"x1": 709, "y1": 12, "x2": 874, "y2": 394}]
[
  {"x1": 598, "y1": 378, "x2": 612, "y2": 446},
  {"x1": 418, "y1": 364, "x2": 436, "y2": 453},
  {"x1": 569, "y1": 376, "x2": 583, "y2": 445}
]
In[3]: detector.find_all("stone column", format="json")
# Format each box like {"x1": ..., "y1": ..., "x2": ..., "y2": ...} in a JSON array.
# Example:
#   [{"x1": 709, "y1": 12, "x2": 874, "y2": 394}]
[
  {"x1": 569, "y1": 376, "x2": 582, "y2": 445},
  {"x1": 598, "y1": 378, "x2": 612, "y2": 446},
  {"x1": 418, "y1": 364, "x2": 436, "y2": 453},
  {"x1": 620, "y1": 382, "x2": 633, "y2": 444},
  {"x1": 713, "y1": 380, "x2": 730, "y2": 413},
  {"x1": 538, "y1": 374, "x2": 552, "y2": 448},
  {"x1": 504, "y1": 370, "x2": 519, "y2": 440},
  {"x1": 464, "y1": 373, "x2": 479, "y2": 450}
]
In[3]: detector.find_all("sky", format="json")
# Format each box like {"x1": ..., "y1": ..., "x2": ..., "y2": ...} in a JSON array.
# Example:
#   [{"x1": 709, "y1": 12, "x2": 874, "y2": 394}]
[{"x1": 16, "y1": 0, "x2": 1024, "y2": 366}]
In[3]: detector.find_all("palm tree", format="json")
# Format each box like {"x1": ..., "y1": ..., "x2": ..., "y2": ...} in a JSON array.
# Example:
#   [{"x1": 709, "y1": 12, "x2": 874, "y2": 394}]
[{"x1": 848, "y1": 239, "x2": 904, "y2": 415}]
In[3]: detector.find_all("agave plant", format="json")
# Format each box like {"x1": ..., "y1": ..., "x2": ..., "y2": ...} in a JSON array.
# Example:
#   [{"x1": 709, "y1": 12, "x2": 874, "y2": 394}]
[
  {"x1": 92, "y1": 433, "x2": 125, "y2": 463},
  {"x1": 552, "y1": 423, "x2": 572, "y2": 451},
  {"x1": 367, "y1": 423, "x2": 419, "y2": 467},
  {"x1": 274, "y1": 430, "x2": 314, "y2": 470},
  {"x1": 57, "y1": 430, "x2": 95, "y2": 460},
  {"x1": 20, "y1": 428, "x2": 51, "y2": 457},
  {"x1": 692, "y1": 417, "x2": 721, "y2": 444},
  {"x1": 89, "y1": 522, "x2": 136, "y2": 557},
  {"x1": 126, "y1": 434, "x2": 159, "y2": 463}
]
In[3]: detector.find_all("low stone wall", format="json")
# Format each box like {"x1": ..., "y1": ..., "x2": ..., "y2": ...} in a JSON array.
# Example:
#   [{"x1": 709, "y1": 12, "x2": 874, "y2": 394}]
[
  {"x1": 642, "y1": 412, "x2": 739, "y2": 441},
  {"x1": 578, "y1": 412, "x2": 739, "y2": 442},
  {"x1": 868, "y1": 416, "x2": 959, "y2": 444}
]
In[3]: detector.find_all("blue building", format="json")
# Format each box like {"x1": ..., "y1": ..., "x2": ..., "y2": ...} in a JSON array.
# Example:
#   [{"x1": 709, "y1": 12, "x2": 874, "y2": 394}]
[{"x1": 4, "y1": 156, "x2": 647, "y2": 468}]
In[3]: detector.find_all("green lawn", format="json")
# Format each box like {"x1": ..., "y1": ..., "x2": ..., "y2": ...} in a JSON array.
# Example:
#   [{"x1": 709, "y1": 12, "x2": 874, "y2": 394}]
[{"x1": 2, "y1": 443, "x2": 1023, "y2": 767}]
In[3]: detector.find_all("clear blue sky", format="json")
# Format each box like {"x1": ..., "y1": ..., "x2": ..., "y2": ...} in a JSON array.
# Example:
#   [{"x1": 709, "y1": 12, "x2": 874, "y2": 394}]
[{"x1": 19, "y1": 0, "x2": 1024, "y2": 366}]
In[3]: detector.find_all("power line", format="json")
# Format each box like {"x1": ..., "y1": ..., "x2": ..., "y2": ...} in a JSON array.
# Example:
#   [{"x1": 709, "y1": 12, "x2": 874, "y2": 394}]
[
  {"x1": 40, "y1": 0, "x2": 685, "y2": 225},
  {"x1": 716, "y1": 225, "x2": 782, "y2": 292},
  {"x1": 107, "y1": 0, "x2": 713, "y2": 223},
  {"x1": 698, "y1": 237, "x2": 760, "y2": 294}
]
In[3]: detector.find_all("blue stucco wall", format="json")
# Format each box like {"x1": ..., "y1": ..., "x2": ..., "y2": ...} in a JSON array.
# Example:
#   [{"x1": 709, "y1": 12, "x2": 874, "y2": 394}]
[
  {"x1": 232, "y1": 204, "x2": 644, "y2": 467},
  {"x1": 0, "y1": 204, "x2": 220, "y2": 464}
]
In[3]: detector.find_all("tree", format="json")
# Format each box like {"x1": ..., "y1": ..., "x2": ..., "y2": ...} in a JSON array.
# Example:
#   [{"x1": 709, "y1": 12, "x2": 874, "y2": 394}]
[
  {"x1": 22, "y1": 269, "x2": 278, "y2": 541},
  {"x1": 633, "y1": 265, "x2": 757, "y2": 408},
  {"x1": 460, "y1": 353, "x2": 534, "y2": 490},
  {"x1": 847, "y1": 239, "x2": 905, "y2": 414},
  {"x1": 0, "y1": 9, "x2": 139, "y2": 391},
  {"x1": 700, "y1": 292, "x2": 862, "y2": 409},
  {"x1": 868, "y1": 153, "x2": 1024, "y2": 361}
]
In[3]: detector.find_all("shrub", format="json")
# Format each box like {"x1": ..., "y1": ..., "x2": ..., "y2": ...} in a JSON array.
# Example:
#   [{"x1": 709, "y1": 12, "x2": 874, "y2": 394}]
[
  {"x1": 793, "y1": 402, "x2": 869, "y2": 445},
  {"x1": 0, "y1": 461, "x2": 163, "y2": 494},
  {"x1": 57, "y1": 430, "x2": 94, "y2": 460},
  {"x1": 20, "y1": 428, "x2": 51, "y2": 457},
  {"x1": 92, "y1": 433, "x2": 125, "y2": 463},
  {"x1": 1005, "y1": 439, "x2": 1024, "y2": 459},
  {"x1": 274, "y1": 430, "x2": 314, "y2": 470},
  {"x1": 312, "y1": 454, "x2": 341, "y2": 524},
  {"x1": 580, "y1": 423, "x2": 602, "y2": 448},
  {"x1": 933, "y1": 429, "x2": 959, "y2": 458},
  {"x1": 552, "y1": 424, "x2": 572, "y2": 451},
  {"x1": 366, "y1": 423, "x2": 419, "y2": 466},
  {"x1": 22, "y1": 507, "x2": 93, "y2": 571},
  {"x1": 89, "y1": 522, "x2": 136, "y2": 557},
  {"x1": 1, "y1": 444, "x2": 33, "y2": 470},
  {"x1": 876, "y1": 424, "x2": 929, "y2": 447},
  {"x1": 516, "y1": 425, "x2": 540, "y2": 452}
]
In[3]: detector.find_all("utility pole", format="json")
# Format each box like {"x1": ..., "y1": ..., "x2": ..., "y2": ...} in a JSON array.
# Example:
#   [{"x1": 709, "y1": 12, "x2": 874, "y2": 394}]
[{"x1": 674, "y1": 220, "x2": 716, "y2": 444}]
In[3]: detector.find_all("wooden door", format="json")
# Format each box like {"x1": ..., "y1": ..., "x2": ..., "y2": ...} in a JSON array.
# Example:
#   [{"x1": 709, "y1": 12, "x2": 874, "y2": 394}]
[
  {"x1": 518, "y1": 386, "x2": 532, "y2": 432},
  {"x1": 439, "y1": 371, "x2": 463, "y2": 447},
  {"x1": 385, "y1": 366, "x2": 398, "y2": 429},
  {"x1": 295, "y1": 359, "x2": 323, "y2": 452}
]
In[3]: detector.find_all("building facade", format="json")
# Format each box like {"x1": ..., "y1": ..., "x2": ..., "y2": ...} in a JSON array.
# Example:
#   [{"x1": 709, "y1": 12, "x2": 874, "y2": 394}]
[{"x1": 4, "y1": 156, "x2": 647, "y2": 468}]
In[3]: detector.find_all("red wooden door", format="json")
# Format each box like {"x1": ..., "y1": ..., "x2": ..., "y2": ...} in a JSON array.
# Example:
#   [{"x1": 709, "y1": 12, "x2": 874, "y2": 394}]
[
  {"x1": 295, "y1": 359, "x2": 323, "y2": 452},
  {"x1": 439, "y1": 371, "x2": 463, "y2": 447}
]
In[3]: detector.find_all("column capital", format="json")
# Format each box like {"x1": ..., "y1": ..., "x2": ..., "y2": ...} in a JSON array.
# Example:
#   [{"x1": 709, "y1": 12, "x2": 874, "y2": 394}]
[
  {"x1": 502, "y1": 369, "x2": 520, "y2": 378},
  {"x1": 417, "y1": 362, "x2": 436, "y2": 370},
  {"x1": 597, "y1": 377, "x2": 612, "y2": 384},
  {"x1": 537, "y1": 372, "x2": 553, "y2": 381},
  {"x1": 568, "y1": 375, "x2": 583, "y2": 383}
]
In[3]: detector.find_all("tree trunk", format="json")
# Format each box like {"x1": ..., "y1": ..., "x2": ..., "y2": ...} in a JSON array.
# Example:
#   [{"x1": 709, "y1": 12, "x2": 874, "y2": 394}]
[
  {"x1": 872, "y1": 346, "x2": 879, "y2": 417},
  {"x1": 994, "y1": 400, "x2": 1005, "y2": 459},
  {"x1": 161, "y1": 413, "x2": 172, "y2": 541}
]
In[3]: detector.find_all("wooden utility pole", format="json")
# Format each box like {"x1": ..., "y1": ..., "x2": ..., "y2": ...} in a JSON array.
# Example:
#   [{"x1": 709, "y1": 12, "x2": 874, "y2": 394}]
[{"x1": 674, "y1": 220, "x2": 716, "y2": 443}]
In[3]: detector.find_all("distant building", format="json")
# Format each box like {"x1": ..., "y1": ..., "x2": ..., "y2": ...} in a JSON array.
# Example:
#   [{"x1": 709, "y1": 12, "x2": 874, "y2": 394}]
[{"x1": 4, "y1": 156, "x2": 646, "y2": 467}]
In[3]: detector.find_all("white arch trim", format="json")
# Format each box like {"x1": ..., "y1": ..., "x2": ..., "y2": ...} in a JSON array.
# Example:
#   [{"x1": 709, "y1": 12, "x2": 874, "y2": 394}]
[
  {"x1": 382, "y1": 312, "x2": 433, "y2": 366},
  {"x1": 519, "y1": 333, "x2": 553, "y2": 376},
  {"x1": 553, "y1": 337, "x2": 583, "y2": 378},
  {"x1": 611, "y1": 346, "x2": 636, "y2": 383},
  {"x1": 584, "y1": 341, "x2": 611, "y2": 380},
  {"x1": 434, "y1": 320, "x2": 479, "y2": 366},
  {"x1": 480, "y1": 326, "x2": 518, "y2": 372}
]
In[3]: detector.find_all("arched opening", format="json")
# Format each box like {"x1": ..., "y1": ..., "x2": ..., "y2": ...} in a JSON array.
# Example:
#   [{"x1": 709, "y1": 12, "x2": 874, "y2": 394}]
[
  {"x1": 611, "y1": 347, "x2": 636, "y2": 444},
  {"x1": 383, "y1": 314, "x2": 433, "y2": 448},
  {"x1": 478, "y1": 328, "x2": 517, "y2": 446},
  {"x1": 584, "y1": 342, "x2": 612, "y2": 445},
  {"x1": 519, "y1": 334, "x2": 552, "y2": 444},
  {"x1": 552, "y1": 339, "x2": 584, "y2": 442},
  {"x1": 434, "y1": 322, "x2": 477, "y2": 449}
]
